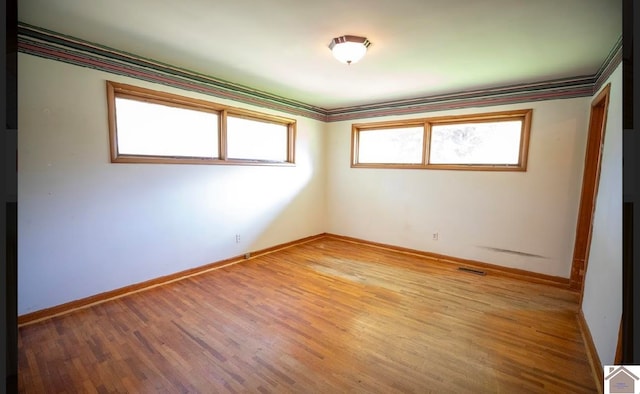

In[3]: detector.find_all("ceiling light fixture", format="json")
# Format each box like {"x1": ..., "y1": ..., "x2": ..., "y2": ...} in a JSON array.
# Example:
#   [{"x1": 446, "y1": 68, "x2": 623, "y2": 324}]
[{"x1": 328, "y1": 35, "x2": 371, "y2": 65}]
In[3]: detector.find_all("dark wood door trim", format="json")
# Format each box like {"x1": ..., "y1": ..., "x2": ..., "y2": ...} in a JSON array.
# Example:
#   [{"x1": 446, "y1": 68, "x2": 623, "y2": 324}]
[{"x1": 570, "y1": 83, "x2": 611, "y2": 300}]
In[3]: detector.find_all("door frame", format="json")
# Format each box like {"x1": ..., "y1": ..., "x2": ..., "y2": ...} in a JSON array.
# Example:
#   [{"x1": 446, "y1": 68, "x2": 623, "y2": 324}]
[{"x1": 570, "y1": 83, "x2": 611, "y2": 303}]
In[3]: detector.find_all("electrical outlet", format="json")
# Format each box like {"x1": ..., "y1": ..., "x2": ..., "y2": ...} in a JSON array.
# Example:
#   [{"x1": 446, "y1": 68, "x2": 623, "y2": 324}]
[
  {"x1": 432, "y1": 233, "x2": 439, "y2": 241},
  {"x1": 235, "y1": 234, "x2": 241, "y2": 243}
]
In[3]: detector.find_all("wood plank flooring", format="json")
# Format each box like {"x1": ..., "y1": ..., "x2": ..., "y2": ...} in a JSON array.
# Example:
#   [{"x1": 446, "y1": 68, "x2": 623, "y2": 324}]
[{"x1": 18, "y1": 237, "x2": 596, "y2": 393}]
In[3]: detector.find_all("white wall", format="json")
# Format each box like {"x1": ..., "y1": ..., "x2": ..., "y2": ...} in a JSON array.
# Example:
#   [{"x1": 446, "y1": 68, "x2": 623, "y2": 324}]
[
  {"x1": 19, "y1": 48, "x2": 618, "y2": 327},
  {"x1": 326, "y1": 98, "x2": 591, "y2": 278},
  {"x1": 581, "y1": 64, "x2": 623, "y2": 365},
  {"x1": 18, "y1": 53, "x2": 326, "y2": 315}
]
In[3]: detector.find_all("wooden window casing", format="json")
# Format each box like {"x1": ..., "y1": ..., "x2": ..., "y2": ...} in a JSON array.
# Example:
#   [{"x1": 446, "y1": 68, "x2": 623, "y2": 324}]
[
  {"x1": 351, "y1": 109, "x2": 532, "y2": 171},
  {"x1": 351, "y1": 121, "x2": 426, "y2": 169},
  {"x1": 107, "y1": 81, "x2": 296, "y2": 166}
]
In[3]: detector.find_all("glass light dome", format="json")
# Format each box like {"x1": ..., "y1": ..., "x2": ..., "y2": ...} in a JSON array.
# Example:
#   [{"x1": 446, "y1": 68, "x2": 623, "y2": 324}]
[{"x1": 329, "y1": 35, "x2": 371, "y2": 65}]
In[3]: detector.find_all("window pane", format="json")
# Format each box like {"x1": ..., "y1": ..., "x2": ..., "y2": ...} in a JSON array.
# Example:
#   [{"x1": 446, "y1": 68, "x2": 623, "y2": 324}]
[
  {"x1": 358, "y1": 127, "x2": 424, "y2": 164},
  {"x1": 227, "y1": 116, "x2": 289, "y2": 161},
  {"x1": 115, "y1": 97, "x2": 219, "y2": 158},
  {"x1": 429, "y1": 120, "x2": 522, "y2": 165}
]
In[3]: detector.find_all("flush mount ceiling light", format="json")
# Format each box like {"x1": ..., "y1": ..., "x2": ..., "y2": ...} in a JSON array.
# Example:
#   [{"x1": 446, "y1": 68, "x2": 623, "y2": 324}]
[{"x1": 328, "y1": 35, "x2": 371, "y2": 65}]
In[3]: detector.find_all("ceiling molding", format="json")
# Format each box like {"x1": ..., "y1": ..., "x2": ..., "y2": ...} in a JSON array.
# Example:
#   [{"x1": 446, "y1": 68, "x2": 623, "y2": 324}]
[
  {"x1": 17, "y1": 23, "x2": 329, "y2": 122},
  {"x1": 325, "y1": 85, "x2": 595, "y2": 122},
  {"x1": 593, "y1": 35, "x2": 622, "y2": 93},
  {"x1": 18, "y1": 22, "x2": 621, "y2": 123}
]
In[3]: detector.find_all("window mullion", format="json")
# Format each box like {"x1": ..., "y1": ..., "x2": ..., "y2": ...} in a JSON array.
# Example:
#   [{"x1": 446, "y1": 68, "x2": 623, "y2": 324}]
[
  {"x1": 287, "y1": 124, "x2": 296, "y2": 163},
  {"x1": 422, "y1": 122, "x2": 430, "y2": 167},
  {"x1": 220, "y1": 109, "x2": 228, "y2": 161}
]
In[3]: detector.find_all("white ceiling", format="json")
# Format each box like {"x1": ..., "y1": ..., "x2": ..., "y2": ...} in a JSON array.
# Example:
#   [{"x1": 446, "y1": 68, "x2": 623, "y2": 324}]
[{"x1": 18, "y1": 0, "x2": 621, "y2": 110}]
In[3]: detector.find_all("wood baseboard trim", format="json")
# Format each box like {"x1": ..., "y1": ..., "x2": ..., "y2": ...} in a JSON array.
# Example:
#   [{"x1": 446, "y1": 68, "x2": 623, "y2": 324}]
[
  {"x1": 18, "y1": 233, "x2": 326, "y2": 327},
  {"x1": 19, "y1": 233, "x2": 570, "y2": 326},
  {"x1": 325, "y1": 234, "x2": 571, "y2": 288},
  {"x1": 577, "y1": 309, "x2": 603, "y2": 393}
]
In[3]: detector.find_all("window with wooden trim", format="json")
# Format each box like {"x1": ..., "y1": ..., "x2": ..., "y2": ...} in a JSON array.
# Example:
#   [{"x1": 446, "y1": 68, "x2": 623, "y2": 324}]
[
  {"x1": 351, "y1": 109, "x2": 532, "y2": 171},
  {"x1": 107, "y1": 81, "x2": 296, "y2": 165}
]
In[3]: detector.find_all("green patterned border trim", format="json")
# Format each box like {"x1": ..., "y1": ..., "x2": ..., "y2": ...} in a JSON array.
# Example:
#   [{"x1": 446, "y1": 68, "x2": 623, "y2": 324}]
[{"x1": 17, "y1": 22, "x2": 622, "y2": 122}]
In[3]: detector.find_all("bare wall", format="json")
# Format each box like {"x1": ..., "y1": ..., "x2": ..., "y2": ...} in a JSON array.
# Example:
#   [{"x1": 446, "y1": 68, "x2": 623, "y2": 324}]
[
  {"x1": 18, "y1": 54, "x2": 326, "y2": 315},
  {"x1": 325, "y1": 98, "x2": 590, "y2": 278}
]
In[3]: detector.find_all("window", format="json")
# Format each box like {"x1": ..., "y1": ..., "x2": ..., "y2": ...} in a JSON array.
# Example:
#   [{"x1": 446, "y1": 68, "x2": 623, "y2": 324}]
[
  {"x1": 356, "y1": 125, "x2": 424, "y2": 165},
  {"x1": 226, "y1": 115, "x2": 290, "y2": 162},
  {"x1": 351, "y1": 109, "x2": 532, "y2": 171},
  {"x1": 107, "y1": 81, "x2": 296, "y2": 165},
  {"x1": 114, "y1": 97, "x2": 219, "y2": 158}
]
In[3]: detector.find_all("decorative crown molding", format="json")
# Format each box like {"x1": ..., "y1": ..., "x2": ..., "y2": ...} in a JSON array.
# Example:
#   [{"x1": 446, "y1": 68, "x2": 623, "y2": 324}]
[
  {"x1": 17, "y1": 23, "x2": 622, "y2": 123},
  {"x1": 17, "y1": 23, "x2": 328, "y2": 121}
]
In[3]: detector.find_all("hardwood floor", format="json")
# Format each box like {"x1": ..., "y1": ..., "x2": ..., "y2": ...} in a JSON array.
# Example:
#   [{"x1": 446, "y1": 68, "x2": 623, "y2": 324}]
[{"x1": 18, "y1": 237, "x2": 596, "y2": 393}]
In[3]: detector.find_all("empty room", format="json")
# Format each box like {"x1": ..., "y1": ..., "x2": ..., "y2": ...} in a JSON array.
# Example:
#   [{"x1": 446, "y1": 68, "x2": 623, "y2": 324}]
[{"x1": 13, "y1": 0, "x2": 624, "y2": 392}]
